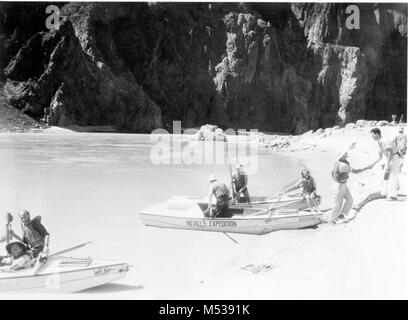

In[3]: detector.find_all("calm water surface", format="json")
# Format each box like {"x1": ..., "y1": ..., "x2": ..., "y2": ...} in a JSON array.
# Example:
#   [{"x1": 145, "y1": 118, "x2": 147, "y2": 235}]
[{"x1": 0, "y1": 132, "x2": 302, "y2": 295}]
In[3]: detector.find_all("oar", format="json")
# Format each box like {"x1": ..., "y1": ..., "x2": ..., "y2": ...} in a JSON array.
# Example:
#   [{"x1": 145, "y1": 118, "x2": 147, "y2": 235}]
[
  {"x1": 46, "y1": 241, "x2": 93, "y2": 257},
  {"x1": 223, "y1": 232, "x2": 239, "y2": 244},
  {"x1": 228, "y1": 164, "x2": 237, "y2": 200},
  {"x1": 268, "y1": 199, "x2": 300, "y2": 215},
  {"x1": 32, "y1": 252, "x2": 47, "y2": 275},
  {"x1": 267, "y1": 190, "x2": 301, "y2": 201},
  {"x1": 266, "y1": 177, "x2": 300, "y2": 200},
  {"x1": 1, "y1": 213, "x2": 13, "y2": 243},
  {"x1": 29, "y1": 241, "x2": 93, "y2": 275}
]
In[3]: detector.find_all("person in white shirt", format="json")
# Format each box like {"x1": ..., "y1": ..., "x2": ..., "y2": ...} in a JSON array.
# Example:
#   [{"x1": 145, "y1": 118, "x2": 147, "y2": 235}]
[{"x1": 366, "y1": 127, "x2": 403, "y2": 201}]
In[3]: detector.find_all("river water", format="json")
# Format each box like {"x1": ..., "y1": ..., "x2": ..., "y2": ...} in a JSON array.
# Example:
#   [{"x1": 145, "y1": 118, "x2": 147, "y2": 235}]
[{"x1": 0, "y1": 132, "x2": 303, "y2": 297}]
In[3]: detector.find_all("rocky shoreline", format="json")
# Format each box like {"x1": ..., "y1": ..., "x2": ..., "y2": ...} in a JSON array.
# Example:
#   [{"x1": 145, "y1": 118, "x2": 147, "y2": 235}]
[
  {"x1": 0, "y1": 97, "x2": 45, "y2": 133},
  {"x1": 262, "y1": 119, "x2": 403, "y2": 152}
]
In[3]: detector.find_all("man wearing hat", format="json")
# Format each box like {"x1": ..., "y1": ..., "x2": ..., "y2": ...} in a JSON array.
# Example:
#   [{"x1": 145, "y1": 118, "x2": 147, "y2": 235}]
[
  {"x1": 203, "y1": 175, "x2": 231, "y2": 218},
  {"x1": 232, "y1": 164, "x2": 251, "y2": 203},
  {"x1": 0, "y1": 241, "x2": 32, "y2": 272},
  {"x1": 330, "y1": 147, "x2": 370, "y2": 223}
]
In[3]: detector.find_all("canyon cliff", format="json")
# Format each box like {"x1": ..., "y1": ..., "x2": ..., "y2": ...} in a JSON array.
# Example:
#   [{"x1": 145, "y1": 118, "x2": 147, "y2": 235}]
[{"x1": 0, "y1": 2, "x2": 406, "y2": 133}]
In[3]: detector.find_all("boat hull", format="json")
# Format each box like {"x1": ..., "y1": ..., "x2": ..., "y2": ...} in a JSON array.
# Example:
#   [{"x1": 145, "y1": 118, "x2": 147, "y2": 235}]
[
  {"x1": 140, "y1": 212, "x2": 322, "y2": 235},
  {"x1": 0, "y1": 261, "x2": 130, "y2": 293}
]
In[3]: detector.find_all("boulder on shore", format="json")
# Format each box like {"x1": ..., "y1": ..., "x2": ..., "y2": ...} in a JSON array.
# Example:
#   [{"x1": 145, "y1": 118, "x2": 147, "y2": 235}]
[{"x1": 191, "y1": 124, "x2": 227, "y2": 142}]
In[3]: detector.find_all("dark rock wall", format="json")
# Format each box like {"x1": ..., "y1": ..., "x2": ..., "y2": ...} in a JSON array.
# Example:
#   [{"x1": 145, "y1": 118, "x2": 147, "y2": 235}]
[{"x1": 0, "y1": 2, "x2": 406, "y2": 133}]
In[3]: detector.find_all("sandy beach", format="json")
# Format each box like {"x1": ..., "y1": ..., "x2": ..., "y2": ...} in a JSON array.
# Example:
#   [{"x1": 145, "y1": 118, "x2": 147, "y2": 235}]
[
  {"x1": 197, "y1": 124, "x2": 408, "y2": 299},
  {"x1": 133, "y1": 124, "x2": 407, "y2": 300}
]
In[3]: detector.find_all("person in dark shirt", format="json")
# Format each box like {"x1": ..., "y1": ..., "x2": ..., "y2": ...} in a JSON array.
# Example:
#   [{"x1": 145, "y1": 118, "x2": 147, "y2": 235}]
[{"x1": 232, "y1": 164, "x2": 251, "y2": 203}]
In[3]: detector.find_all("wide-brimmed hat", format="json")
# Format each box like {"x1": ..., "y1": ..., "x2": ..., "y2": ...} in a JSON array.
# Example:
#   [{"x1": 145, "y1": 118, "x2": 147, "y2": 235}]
[
  {"x1": 209, "y1": 175, "x2": 217, "y2": 182},
  {"x1": 336, "y1": 148, "x2": 348, "y2": 161},
  {"x1": 19, "y1": 210, "x2": 30, "y2": 217},
  {"x1": 6, "y1": 241, "x2": 26, "y2": 255}
]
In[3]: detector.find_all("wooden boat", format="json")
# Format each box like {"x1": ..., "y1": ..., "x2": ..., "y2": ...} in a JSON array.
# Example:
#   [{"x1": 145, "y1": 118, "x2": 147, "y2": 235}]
[
  {"x1": 0, "y1": 255, "x2": 130, "y2": 293},
  {"x1": 140, "y1": 196, "x2": 323, "y2": 235}
]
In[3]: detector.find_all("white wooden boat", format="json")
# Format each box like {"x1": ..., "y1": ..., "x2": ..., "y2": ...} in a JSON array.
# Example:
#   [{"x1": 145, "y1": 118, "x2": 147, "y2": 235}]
[
  {"x1": 0, "y1": 255, "x2": 130, "y2": 293},
  {"x1": 140, "y1": 197, "x2": 323, "y2": 235}
]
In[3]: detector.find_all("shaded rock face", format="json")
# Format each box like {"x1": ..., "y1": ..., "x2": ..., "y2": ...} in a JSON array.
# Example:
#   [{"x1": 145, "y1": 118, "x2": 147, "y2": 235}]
[
  {"x1": 212, "y1": 11, "x2": 316, "y2": 133},
  {"x1": 315, "y1": 44, "x2": 368, "y2": 125},
  {"x1": 292, "y1": 3, "x2": 407, "y2": 126},
  {"x1": 0, "y1": 2, "x2": 406, "y2": 133},
  {"x1": 1, "y1": 3, "x2": 162, "y2": 132}
]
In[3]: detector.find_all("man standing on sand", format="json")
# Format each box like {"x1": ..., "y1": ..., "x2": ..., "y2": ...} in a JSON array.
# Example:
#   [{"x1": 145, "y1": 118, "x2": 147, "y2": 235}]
[
  {"x1": 366, "y1": 128, "x2": 403, "y2": 201},
  {"x1": 203, "y1": 175, "x2": 231, "y2": 218},
  {"x1": 330, "y1": 149, "x2": 371, "y2": 224},
  {"x1": 347, "y1": 127, "x2": 407, "y2": 214}
]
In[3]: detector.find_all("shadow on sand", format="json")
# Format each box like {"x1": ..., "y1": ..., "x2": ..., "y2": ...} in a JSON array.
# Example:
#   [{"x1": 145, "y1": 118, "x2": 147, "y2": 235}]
[{"x1": 78, "y1": 283, "x2": 144, "y2": 294}]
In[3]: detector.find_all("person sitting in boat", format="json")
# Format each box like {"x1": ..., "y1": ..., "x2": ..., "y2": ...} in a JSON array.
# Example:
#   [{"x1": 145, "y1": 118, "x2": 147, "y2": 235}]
[
  {"x1": 232, "y1": 164, "x2": 251, "y2": 203},
  {"x1": 203, "y1": 175, "x2": 231, "y2": 218},
  {"x1": 0, "y1": 241, "x2": 33, "y2": 272},
  {"x1": 281, "y1": 169, "x2": 319, "y2": 211},
  {"x1": 10, "y1": 210, "x2": 50, "y2": 258}
]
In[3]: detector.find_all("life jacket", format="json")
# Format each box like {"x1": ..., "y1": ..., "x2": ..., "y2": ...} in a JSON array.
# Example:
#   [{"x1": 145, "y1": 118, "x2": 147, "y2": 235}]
[
  {"x1": 301, "y1": 177, "x2": 315, "y2": 194},
  {"x1": 22, "y1": 216, "x2": 45, "y2": 248},
  {"x1": 232, "y1": 172, "x2": 247, "y2": 189},
  {"x1": 212, "y1": 181, "x2": 230, "y2": 198},
  {"x1": 394, "y1": 134, "x2": 407, "y2": 156},
  {"x1": 379, "y1": 138, "x2": 398, "y2": 157},
  {"x1": 332, "y1": 160, "x2": 350, "y2": 183}
]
